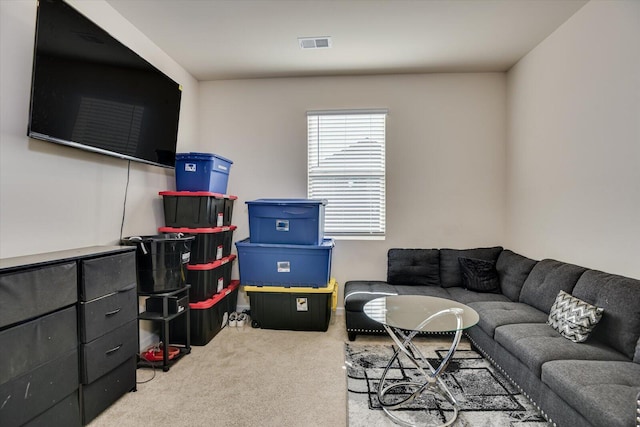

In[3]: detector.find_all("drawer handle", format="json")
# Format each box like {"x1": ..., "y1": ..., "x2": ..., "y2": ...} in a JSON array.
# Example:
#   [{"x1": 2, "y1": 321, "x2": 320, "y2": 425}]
[
  {"x1": 105, "y1": 308, "x2": 121, "y2": 317},
  {"x1": 105, "y1": 344, "x2": 122, "y2": 355}
]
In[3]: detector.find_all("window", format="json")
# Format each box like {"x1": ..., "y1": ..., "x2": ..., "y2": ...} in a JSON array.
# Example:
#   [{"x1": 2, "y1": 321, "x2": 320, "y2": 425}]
[{"x1": 307, "y1": 109, "x2": 387, "y2": 237}]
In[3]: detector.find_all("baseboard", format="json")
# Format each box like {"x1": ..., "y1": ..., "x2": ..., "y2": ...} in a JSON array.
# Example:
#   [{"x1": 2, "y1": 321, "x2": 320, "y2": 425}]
[{"x1": 236, "y1": 304, "x2": 250, "y2": 313}]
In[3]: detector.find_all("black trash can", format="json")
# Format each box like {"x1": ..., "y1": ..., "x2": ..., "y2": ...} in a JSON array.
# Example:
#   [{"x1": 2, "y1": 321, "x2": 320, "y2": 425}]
[{"x1": 122, "y1": 234, "x2": 195, "y2": 293}]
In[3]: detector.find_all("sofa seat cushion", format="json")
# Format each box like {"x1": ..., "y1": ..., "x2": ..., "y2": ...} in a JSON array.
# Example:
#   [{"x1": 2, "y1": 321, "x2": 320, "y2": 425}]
[
  {"x1": 439, "y1": 247, "x2": 503, "y2": 288},
  {"x1": 494, "y1": 323, "x2": 630, "y2": 378},
  {"x1": 343, "y1": 281, "x2": 453, "y2": 313},
  {"x1": 467, "y1": 301, "x2": 548, "y2": 337},
  {"x1": 343, "y1": 281, "x2": 397, "y2": 312},
  {"x1": 445, "y1": 287, "x2": 510, "y2": 305},
  {"x1": 572, "y1": 269, "x2": 640, "y2": 360},
  {"x1": 519, "y1": 259, "x2": 587, "y2": 314},
  {"x1": 387, "y1": 249, "x2": 440, "y2": 286},
  {"x1": 392, "y1": 285, "x2": 452, "y2": 299},
  {"x1": 541, "y1": 360, "x2": 640, "y2": 427}
]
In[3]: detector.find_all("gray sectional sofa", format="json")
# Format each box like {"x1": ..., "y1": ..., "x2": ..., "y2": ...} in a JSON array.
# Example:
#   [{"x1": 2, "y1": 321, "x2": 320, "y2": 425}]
[{"x1": 344, "y1": 247, "x2": 640, "y2": 427}]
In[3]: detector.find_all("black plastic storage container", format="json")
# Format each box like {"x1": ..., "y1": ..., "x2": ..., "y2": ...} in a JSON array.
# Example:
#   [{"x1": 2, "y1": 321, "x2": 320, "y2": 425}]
[
  {"x1": 160, "y1": 191, "x2": 236, "y2": 228},
  {"x1": 170, "y1": 281, "x2": 239, "y2": 346},
  {"x1": 121, "y1": 234, "x2": 194, "y2": 293},
  {"x1": 159, "y1": 226, "x2": 236, "y2": 264},
  {"x1": 185, "y1": 255, "x2": 235, "y2": 302},
  {"x1": 244, "y1": 279, "x2": 337, "y2": 332}
]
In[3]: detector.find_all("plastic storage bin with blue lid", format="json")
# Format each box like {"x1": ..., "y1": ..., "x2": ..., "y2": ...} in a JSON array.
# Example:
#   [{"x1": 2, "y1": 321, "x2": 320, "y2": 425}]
[
  {"x1": 235, "y1": 238, "x2": 334, "y2": 288},
  {"x1": 175, "y1": 152, "x2": 233, "y2": 193},
  {"x1": 246, "y1": 198, "x2": 327, "y2": 245}
]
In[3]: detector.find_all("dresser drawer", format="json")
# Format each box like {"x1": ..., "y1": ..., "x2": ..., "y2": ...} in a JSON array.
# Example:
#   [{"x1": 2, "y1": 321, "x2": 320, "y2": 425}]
[
  {"x1": 79, "y1": 287, "x2": 137, "y2": 343},
  {"x1": 80, "y1": 319, "x2": 138, "y2": 384},
  {"x1": 0, "y1": 349, "x2": 78, "y2": 427},
  {"x1": 0, "y1": 261, "x2": 77, "y2": 328},
  {"x1": 80, "y1": 251, "x2": 136, "y2": 301},
  {"x1": 23, "y1": 390, "x2": 81, "y2": 427},
  {"x1": 80, "y1": 357, "x2": 136, "y2": 425},
  {"x1": 0, "y1": 306, "x2": 77, "y2": 385}
]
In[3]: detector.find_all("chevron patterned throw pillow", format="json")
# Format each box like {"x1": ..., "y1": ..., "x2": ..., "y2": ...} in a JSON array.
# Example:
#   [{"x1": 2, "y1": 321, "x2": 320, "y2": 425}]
[{"x1": 547, "y1": 290, "x2": 604, "y2": 343}]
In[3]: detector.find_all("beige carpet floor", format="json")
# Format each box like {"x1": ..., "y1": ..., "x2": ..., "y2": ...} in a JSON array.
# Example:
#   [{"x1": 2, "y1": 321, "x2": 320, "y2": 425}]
[
  {"x1": 89, "y1": 314, "x2": 464, "y2": 427},
  {"x1": 90, "y1": 314, "x2": 355, "y2": 427}
]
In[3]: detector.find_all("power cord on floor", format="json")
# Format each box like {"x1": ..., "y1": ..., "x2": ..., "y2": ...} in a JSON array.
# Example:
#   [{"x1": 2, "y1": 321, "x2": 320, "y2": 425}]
[{"x1": 136, "y1": 352, "x2": 157, "y2": 384}]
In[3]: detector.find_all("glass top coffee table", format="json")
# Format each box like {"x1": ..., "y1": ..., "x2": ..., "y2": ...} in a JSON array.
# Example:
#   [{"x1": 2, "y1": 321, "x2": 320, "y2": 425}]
[{"x1": 363, "y1": 295, "x2": 480, "y2": 427}]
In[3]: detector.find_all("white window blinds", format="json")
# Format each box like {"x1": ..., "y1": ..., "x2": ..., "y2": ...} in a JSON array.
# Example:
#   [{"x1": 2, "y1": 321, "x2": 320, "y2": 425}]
[{"x1": 307, "y1": 109, "x2": 387, "y2": 236}]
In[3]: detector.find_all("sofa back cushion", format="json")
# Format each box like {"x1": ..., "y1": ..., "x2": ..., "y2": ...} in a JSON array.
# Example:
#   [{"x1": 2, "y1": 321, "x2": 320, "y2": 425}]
[
  {"x1": 387, "y1": 249, "x2": 440, "y2": 286},
  {"x1": 519, "y1": 259, "x2": 587, "y2": 314},
  {"x1": 572, "y1": 269, "x2": 640, "y2": 360},
  {"x1": 496, "y1": 250, "x2": 538, "y2": 301},
  {"x1": 439, "y1": 247, "x2": 503, "y2": 288}
]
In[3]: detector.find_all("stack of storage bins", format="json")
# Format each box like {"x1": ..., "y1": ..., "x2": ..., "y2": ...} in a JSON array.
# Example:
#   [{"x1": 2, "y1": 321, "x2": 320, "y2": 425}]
[
  {"x1": 160, "y1": 152, "x2": 240, "y2": 346},
  {"x1": 236, "y1": 199, "x2": 337, "y2": 332}
]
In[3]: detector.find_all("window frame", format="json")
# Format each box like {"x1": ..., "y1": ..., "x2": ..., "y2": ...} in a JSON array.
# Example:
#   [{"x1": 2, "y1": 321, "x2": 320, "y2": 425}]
[{"x1": 306, "y1": 109, "x2": 387, "y2": 239}]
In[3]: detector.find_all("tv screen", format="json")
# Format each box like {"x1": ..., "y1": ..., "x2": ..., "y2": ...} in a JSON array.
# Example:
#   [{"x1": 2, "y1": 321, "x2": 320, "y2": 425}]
[{"x1": 28, "y1": 0, "x2": 182, "y2": 168}]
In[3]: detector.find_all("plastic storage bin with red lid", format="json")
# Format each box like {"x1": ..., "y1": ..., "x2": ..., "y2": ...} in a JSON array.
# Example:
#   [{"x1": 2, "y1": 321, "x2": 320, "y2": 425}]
[
  {"x1": 160, "y1": 191, "x2": 236, "y2": 228},
  {"x1": 159, "y1": 225, "x2": 236, "y2": 264},
  {"x1": 186, "y1": 255, "x2": 236, "y2": 302},
  {"x1": 170, "y1": 281, "x2": 240, "y2": 346}
]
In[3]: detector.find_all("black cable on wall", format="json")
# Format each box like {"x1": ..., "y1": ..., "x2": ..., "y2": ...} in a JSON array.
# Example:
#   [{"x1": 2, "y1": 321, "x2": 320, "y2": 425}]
[{"x1": 120, "y1": 160, "x2": 131, "y2": 241}]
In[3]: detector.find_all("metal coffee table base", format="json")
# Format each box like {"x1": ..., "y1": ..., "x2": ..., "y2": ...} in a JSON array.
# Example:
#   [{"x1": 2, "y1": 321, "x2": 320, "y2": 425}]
[{"x1": 377, "y1": 308, "x2": 464, "y2": 427}]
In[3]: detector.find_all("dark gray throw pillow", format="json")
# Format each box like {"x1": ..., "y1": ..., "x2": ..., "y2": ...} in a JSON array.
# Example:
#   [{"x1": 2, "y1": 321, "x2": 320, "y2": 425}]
[
  {"x1": 458, "y1": 257, "x2": 500, "y2": 293},
  {"x1": 440, "y1": 247, "x2": 503, "y2": 288}
]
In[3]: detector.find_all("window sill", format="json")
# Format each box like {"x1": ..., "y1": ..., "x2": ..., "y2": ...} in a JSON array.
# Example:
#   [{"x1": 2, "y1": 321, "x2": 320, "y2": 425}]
[{"x1": 325, "y1": 235, "x2": 386, "y2": 241}]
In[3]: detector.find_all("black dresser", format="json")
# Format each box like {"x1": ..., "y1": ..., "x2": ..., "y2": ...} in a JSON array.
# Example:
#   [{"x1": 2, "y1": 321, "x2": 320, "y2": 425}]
[{"x1": 0, "y1": 246, "x2": 138, "y2": 426}]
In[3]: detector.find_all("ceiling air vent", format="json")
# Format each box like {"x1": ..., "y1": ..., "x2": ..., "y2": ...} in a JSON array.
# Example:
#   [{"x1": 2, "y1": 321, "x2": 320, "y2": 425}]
[{"x1": 298, "y1": 37, "x2": 332, "y2": 49}]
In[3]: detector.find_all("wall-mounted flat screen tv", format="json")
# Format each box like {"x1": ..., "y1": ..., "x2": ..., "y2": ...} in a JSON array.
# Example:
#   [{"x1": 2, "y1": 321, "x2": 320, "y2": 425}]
[{"x1": 28, "y1": 0, "x2": 182, "y2": 169}]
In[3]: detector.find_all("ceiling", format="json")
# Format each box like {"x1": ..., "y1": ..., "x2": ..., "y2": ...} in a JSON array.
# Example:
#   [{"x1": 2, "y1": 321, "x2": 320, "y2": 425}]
[{"x1": 105, "y1": 0, "x2": 588, "y2": 82}]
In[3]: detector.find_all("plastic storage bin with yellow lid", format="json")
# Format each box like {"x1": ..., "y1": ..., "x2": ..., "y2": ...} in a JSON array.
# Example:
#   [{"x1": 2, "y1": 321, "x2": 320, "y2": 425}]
[{"x1": 244, "y1": 279, "x2": 338, "y2": 331}]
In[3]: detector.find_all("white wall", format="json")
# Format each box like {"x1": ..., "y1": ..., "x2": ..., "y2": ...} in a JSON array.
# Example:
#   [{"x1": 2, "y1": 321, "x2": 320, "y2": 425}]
[
  {"x1": 198, "y1": 74, "x2": 507, "y2": 306},
  {"x1": 0, "y1": 0, "x2": 199, "y2": 349},
  {"x1": 0, "y1": 0, "x2": 199, "y2": 258},
  {"x1": 506, "y1": 0, "x2": 640, "y2": 278}
]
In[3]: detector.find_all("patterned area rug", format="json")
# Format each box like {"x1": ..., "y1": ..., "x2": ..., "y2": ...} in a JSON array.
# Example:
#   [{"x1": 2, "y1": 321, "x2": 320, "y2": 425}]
[{"x1": 345, "y1": 342, "x2": 551, "y2": 427}]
